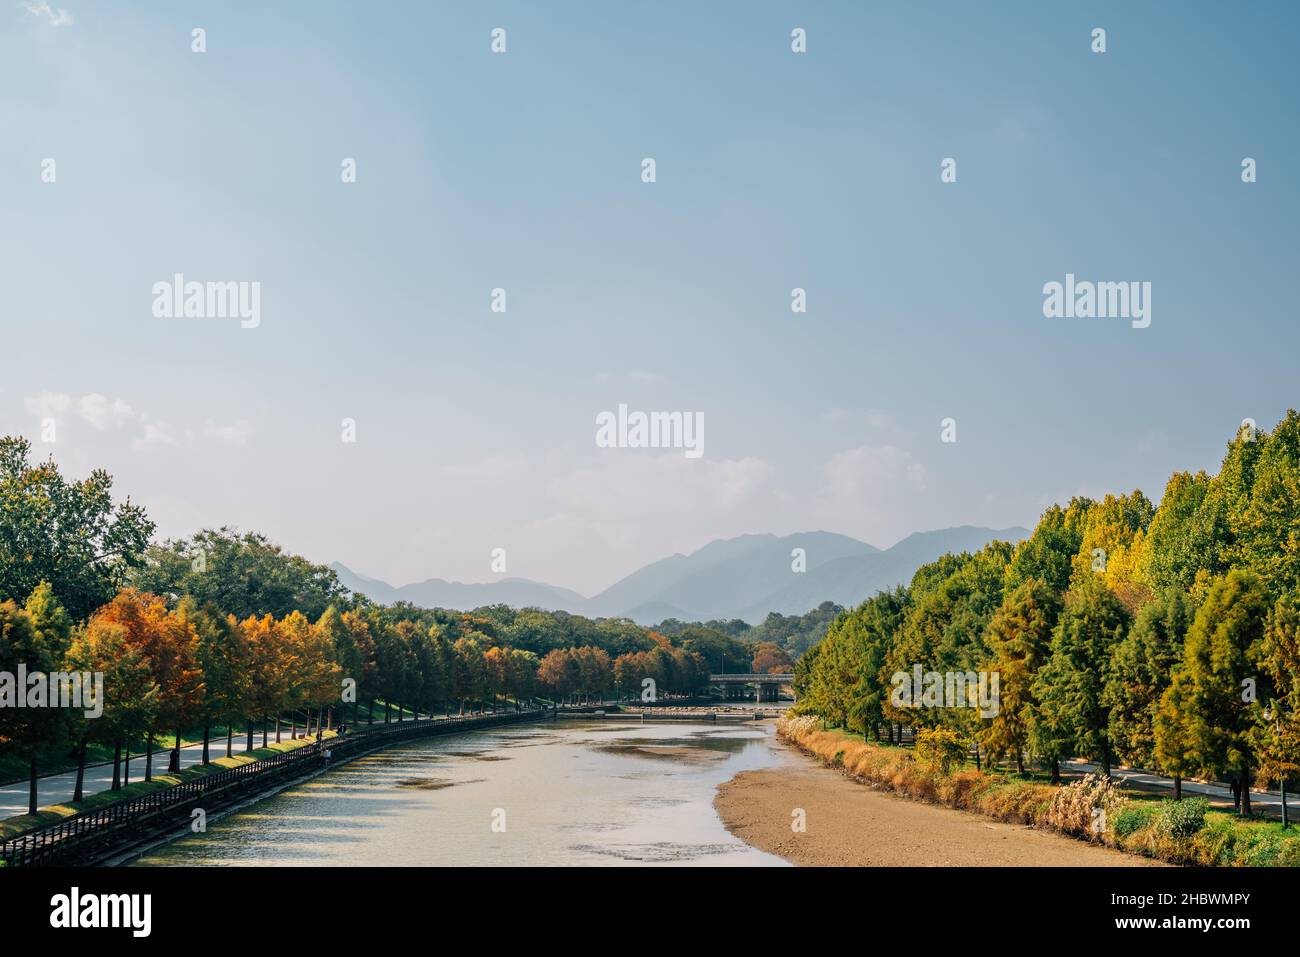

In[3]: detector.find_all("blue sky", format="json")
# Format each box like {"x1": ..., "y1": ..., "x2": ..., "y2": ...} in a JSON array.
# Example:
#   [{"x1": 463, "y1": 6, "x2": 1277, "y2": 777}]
[{"x1": 3, "y1": 1, "x2": 1297, "y2": 595}]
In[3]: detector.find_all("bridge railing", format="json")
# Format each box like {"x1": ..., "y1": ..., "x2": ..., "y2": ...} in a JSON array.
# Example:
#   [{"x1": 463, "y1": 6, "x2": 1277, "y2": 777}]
[{"x1": 709, "y1": 673, "x2": 794, "y2": 682}]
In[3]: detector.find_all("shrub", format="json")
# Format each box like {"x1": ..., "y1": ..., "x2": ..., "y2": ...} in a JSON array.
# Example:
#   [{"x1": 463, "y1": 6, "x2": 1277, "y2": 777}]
[
  {"x1": 1112, "y1": 804, "x2": 1155, "y2": 839},
  {"x1": 914, "y1": 728, "x2": 966, "y2": 776},
  {"x1": 1044, "y1": 774, "x2": 1128, "y2": 841},
  {"x1": 1153, "y1": 796, "x2": 1209, "y2": 839}
]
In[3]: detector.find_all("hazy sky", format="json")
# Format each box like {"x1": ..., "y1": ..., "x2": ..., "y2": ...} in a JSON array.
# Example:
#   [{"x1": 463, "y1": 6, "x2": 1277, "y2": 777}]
[{"x1": 4, "y1": 2, "x2": 1297, "y2": 595}]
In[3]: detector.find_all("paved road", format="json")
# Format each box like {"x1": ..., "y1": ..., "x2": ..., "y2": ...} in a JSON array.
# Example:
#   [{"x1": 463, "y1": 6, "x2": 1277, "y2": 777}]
[
  {"x1": 1064, "y1": 759, "x2": 1293, "y2": 817},
  {"x1": 0, "y1": 733, "x2": 321, "y2": 820}
]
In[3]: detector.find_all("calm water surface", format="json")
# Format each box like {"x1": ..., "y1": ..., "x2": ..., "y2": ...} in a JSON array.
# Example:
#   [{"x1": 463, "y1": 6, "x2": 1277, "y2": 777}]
[{"x1": 133, "y1": 719, "x2": 789, "y2": 866}]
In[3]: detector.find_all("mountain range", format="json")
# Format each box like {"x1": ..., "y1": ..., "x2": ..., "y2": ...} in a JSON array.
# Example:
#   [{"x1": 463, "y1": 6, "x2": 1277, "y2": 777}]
[{"x1": 329, "y1": 525, "x2": 1029, "y2": 625}]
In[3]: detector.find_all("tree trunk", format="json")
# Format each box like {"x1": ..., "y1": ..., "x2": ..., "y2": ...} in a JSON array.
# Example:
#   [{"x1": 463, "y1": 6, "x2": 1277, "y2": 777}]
[
  {"x1": 1016, "y1": 751, "x2": 1024, "y2": 775},
  {"x1": 368, "y1": 699, "x2": 375, "y2": 725},
  {"x1": 1049, "y1": 757, "x2": 1061, "y2": 785},
  {"x1": 1240, "y1": 766, "x2": 1252, "y2": 817},
  {"x1": 275, "y1": 715, "x2": 281, "y2": 744},
  {"x1": 112, "y1": 740, "x2": 122, "y2": 790},
  {"x1": 291, "y1": 714, "x2": 298, "y2": 740},
  {"x1": 226, "y1": 727, "x2": 233, "y2": 759},
  {"x1": 974, "y1": 746, "x2": 981, "y2": 772},
  {"x1": 202, "y1": 725, "x2": 210, "y2": 765},
  {"x1": 27, "y1": 756, "x2": 38, "y2": 816},
  {"x1": 261, "y1": 718, "x2": 268, "y2": 748},
  {"x1": 73, "y1": 738, "x2": 88, "y2": 802},
  {"x1": 124, "y1": 744, "x2": 131, "y2": 785},
  {"x1": 246, "y1": 722, "x2": 254, "y2": 752},
  {"x1": 169, "y1": 730, "x2": 181, "y2": 773},
  {"x1": 144, "y1": 732, "x2": 154, "y2": 782},
  {"x1": 1173, "y1": 775, "x2": 1182, "y2": 800}
]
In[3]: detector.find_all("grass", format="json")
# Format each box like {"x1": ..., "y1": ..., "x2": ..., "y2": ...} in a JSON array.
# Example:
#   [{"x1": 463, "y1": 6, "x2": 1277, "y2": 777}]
[
  {"x1": 0, "y1": 698, "x2": 418, "y2": 787},
  {"x1": 0, "y1": 730, "x2": 336, "y2": 842},
  {"x1": 778, "y1": 715, "x2": 1300, "y2": 867}
]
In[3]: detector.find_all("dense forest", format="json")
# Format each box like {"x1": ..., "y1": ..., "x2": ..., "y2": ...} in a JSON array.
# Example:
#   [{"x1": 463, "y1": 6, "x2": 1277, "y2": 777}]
[{"x1": 794, "y1": 413, "x2": 1300, "y2": 815}]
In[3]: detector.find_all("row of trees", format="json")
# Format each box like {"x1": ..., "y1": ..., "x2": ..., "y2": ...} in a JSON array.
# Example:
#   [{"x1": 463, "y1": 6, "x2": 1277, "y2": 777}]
[
  {"x1": 796, "y1": 412, "x2": 1300, "y2": 818},
  {"x1": 534, "y1": 644, "x2": 713, "y2": 702}
]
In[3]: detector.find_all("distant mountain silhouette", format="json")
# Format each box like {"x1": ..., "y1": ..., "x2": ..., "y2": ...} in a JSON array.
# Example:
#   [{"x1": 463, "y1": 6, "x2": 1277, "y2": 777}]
[
  {"x1": 330, "y1": 525, "x2": 1029, "y2": 624},
  {"x1": 325, "y1": 564, "x2": 588, "y2": 612}
]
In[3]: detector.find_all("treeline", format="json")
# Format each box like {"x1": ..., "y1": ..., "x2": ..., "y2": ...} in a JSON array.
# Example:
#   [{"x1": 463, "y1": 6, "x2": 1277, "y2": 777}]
[
  {"x1": 797, "y1": 413, "x2": 1300, "y2": 817},
  {"x1": 535, "y1": 644, "x2": 711, "y2": 703},
  {"x1": 1, "y1": 581, "x2": 555, "y2": 812},
  {"x1": 654, "y1": 601, "x2": 842, "y2": 662}
]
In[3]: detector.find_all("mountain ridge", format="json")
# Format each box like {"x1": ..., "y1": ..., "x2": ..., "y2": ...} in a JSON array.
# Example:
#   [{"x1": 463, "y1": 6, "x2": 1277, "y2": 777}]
[{"x1": 329, "y1": 524, "x2": 1028, "y2": 625}]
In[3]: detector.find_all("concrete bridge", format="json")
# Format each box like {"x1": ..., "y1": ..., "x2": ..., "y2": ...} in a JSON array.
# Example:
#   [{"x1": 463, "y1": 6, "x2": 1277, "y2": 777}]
[{"x1": 710, "y1": 673, "x2": 794, "y2": 703}]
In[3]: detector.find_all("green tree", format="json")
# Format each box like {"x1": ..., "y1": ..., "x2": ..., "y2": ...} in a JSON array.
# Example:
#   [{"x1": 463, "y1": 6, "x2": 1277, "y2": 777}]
[
  {"x1": 1163, "y1": 570, "x2": 1270, "y2": 815},
  {"x1": 1032, "y1": 575, "x2": 1130, "y2": 779},
  {"x1": 0, "y1": 587, "x2": 75, "y2": 813},
  {"x1": 0, "y1": 437, "x2": 154, "y2": 620},
  {"x1": 1104, "y1": 590, "x2": 1191, "y2": 772},
  {"x1": 132, "y1": 527, "x2": 354, "y2": 621},
  {"x1": 980, "y1": 579, "x2": 1060, "y2": 774}
]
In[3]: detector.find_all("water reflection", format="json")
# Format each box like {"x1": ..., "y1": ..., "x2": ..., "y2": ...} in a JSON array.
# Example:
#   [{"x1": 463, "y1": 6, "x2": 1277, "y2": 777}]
[{"x1": 133, "y1": 719, "x2": 788, "y2": 867}]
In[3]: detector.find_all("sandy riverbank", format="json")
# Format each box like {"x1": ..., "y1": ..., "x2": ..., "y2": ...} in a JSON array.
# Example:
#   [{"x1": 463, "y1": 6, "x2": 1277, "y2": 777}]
[{"x1": 714, "y1": 733, "x2": 1162, "y2": 867}]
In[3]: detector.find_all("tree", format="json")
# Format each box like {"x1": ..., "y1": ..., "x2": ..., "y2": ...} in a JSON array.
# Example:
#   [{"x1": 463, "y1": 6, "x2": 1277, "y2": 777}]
[
  {"x1": 453, "y1": 637, "x2": 487, "y2": 713},
  {"x1": 980, "y1": 579, "x2": 1060, "y2": 774},
  {"x1": 74, "y1": 602, "x2": 160, "y2": 791},
  {"x1": 1234, "y1": 409, "x2": 1300, "y2": 598},
  {"x1": 1032, "y1": 575, "x2": 1130, "y2": 778},
  {"x1": 241, "y1": 614, "x2": 292, "y2": 748},
  {"x1": 750, "y1": 642, "x2": 792, "y2": 675},
  {"x1": 1254, "y1": 593, "x2": 1300, "y2": 825},
  {"x1": 1164, "y1": 570, "x2": 1270, "y2": 815},
  {"x1": 0, "y1": 588, "x2": 75, "y2": 813},
  {"x1": 0, "y1": 436, "x2": 154, "y2": 620},
  {"x1": 187, "y1": 601, "x2": 252, "y2": 760},
  {"x1": 132, "y1": 527, "x2": 354, "y2": 621},
  {"x1": 83, "y1": 590, "x2": 198, "y2": 781},
  {"x1": 1104, "y1": 590, "x2": 1191, "y2": 773}
]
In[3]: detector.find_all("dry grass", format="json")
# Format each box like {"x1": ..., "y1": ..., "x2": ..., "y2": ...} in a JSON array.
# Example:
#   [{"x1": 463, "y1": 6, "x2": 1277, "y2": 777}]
[{"x1": 775, "y1": 715, "x2": 1300, "y2": 866}]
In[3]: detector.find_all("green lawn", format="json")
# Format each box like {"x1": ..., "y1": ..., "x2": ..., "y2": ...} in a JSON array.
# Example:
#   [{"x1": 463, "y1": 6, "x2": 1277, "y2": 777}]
[{"x1": 0, "y1": 730, "x2": 336, "y2": 842}]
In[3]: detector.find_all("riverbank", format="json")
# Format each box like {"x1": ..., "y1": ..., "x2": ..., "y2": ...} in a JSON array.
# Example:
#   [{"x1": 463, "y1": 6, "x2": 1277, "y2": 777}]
[{"x1": 713, "y1": 726, "x2": 1159, "y2": 867}]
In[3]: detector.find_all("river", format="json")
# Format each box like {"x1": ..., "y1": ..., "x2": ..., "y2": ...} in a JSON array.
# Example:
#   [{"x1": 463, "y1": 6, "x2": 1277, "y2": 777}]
[{"x1": 132, "y1": 718, "x2": 790, "y2": 866}]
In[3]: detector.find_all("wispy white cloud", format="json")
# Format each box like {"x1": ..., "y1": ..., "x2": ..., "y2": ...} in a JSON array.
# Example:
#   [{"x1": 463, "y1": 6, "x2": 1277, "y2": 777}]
[
  {"x1": 78, "y1": 394, "x2": 136, "y2": 431},
  {"x1": 22, "y1": 1, "x2": 73, "y2": 27},
  {"x1": 23, "y1": 391, "x2": 250, "y2": 451}
]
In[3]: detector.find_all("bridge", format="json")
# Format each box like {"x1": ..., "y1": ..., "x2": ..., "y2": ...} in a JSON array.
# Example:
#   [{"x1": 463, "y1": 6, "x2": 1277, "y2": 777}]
[{"x1": 710, "y1": 673, "x2": 794, "y2": 703}]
